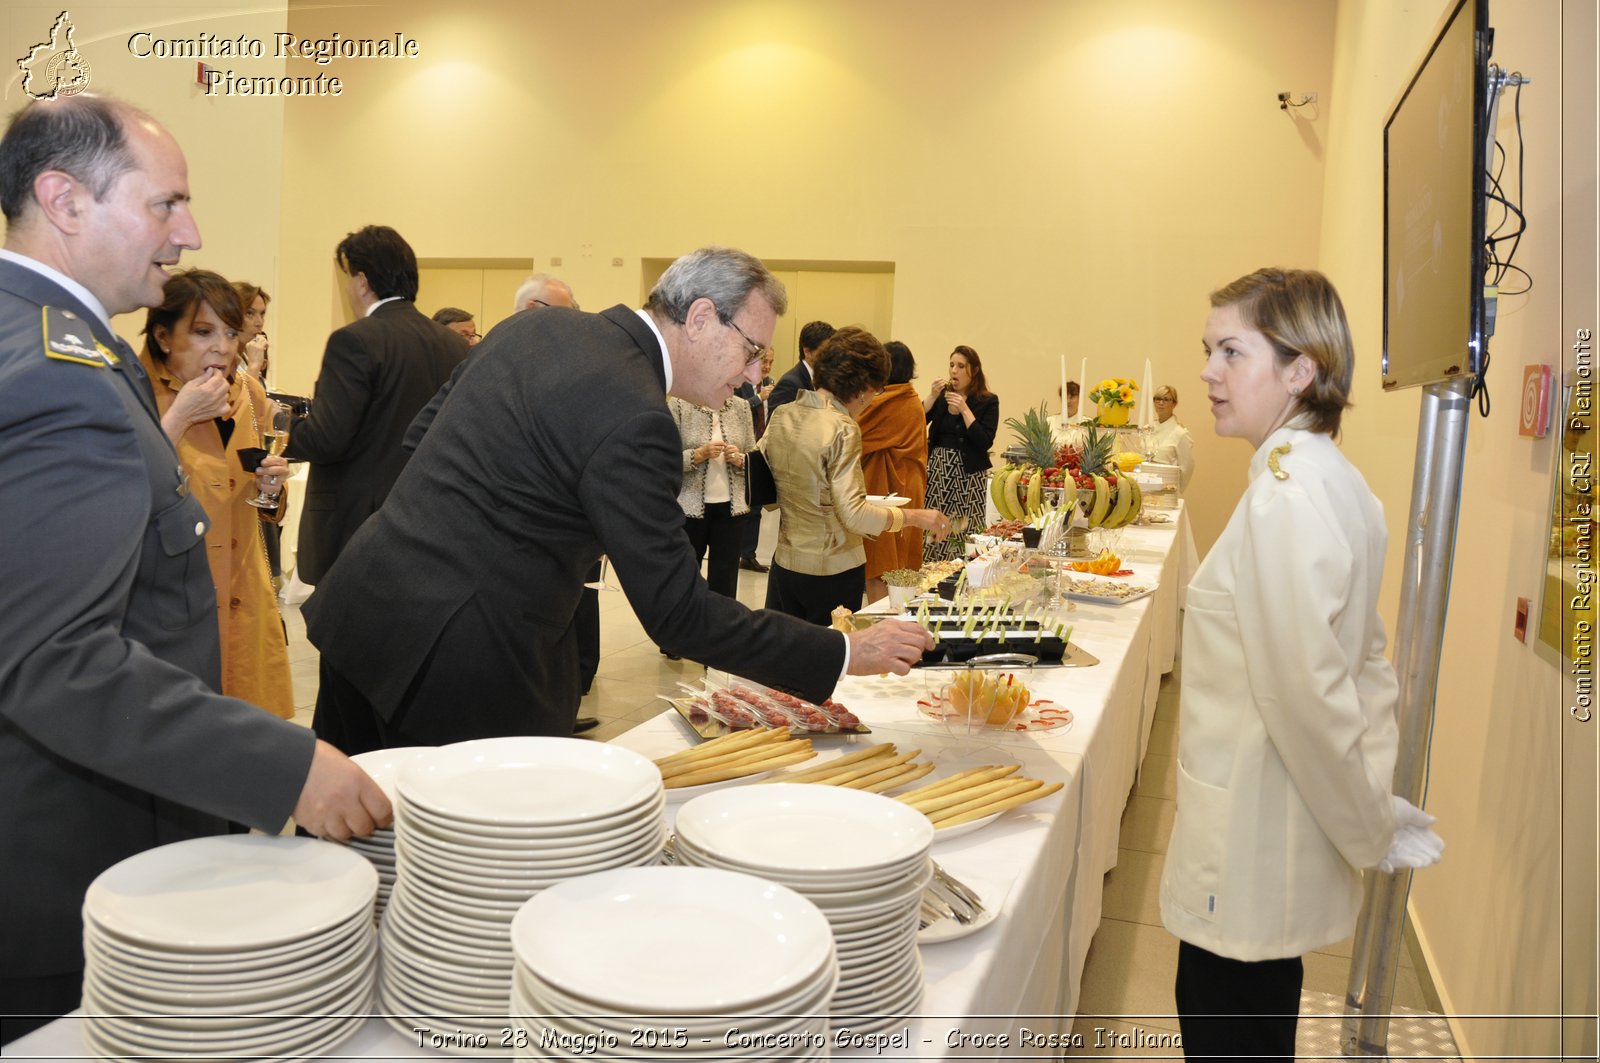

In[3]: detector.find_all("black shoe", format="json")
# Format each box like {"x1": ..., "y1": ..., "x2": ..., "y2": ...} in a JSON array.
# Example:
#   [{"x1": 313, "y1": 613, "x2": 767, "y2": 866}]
[
  {"x1": 739, "y1": 555, "x2": 769, "y2": 573},
  {"x1": 573, "y1": 717, "x2": 600, "y2": 734},
  {"x1": 659, "y1": 648, "x2": 682, "y2": 661}
]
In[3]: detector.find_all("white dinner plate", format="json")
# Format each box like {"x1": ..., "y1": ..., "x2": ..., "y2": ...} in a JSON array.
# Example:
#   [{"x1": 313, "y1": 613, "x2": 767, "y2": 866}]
[
  {"x1": 512, "y1": 867, "x2": 834, "y2": 1014},
  {"x1": 399, "y1": 812, "x2": 663, "y2": 864},
  {"x1": 397, "y1": 790, "x2": 665, "y2": 840},
  {"x1": 513, "y1": 967, "x2": 838, "y2": 1044},
  {"x1": 83, "y1": 836, "x2": 376, "y2": 953},
  {"x1": 867, "y1": 494, "x2": 910, "y2": 506},
  {"x1": 673, "y1": 829, "x2": 928, "y2": 892},
  {"x1": 675, "y1": 785, "x2": 931, "y2": 878},
  {"x1": 381, "y1": 890, "x2": 515, "y2": 956},
  {"x1": 83, "y1": 913, "x2": 367, "y2": 980},
  {"x1": 349, "y1": 746, "x2": 437, "y2": 803},
  {"x1": 87, "y1": 931, "x2": 374, "y2": 1006},
  {"x1": 398, "y1": 737, "x2": 662, "y2": 825},
  {"x1": 83, "y1": 941, "x2": 374, "y2": 1026}
]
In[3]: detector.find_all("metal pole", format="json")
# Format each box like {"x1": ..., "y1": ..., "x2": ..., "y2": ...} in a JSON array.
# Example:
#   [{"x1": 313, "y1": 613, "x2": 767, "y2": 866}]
[{"x1": 1343, "y1": 379, "x2": 1474, "y2": 1056}]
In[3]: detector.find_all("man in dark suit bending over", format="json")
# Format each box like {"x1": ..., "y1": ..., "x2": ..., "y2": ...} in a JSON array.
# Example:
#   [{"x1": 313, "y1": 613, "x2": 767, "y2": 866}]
[
  {"x1": 285, "y1": 225, "x2": 466, "y2": 585},
  {"x1": 305, "y1": 247, "x2": 940, "y2": 752}
]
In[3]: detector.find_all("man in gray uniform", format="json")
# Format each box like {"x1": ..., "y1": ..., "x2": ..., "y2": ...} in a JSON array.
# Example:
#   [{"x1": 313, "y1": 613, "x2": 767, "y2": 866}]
[{"x1": 0, "y1": 95, "x2": 388, "y2": 1042}]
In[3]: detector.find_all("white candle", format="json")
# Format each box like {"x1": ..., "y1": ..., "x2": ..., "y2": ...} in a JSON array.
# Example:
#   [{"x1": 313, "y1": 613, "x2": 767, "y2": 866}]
[
  {"x1": 1140, "y1": 358, "x2": 1154, "y2": 426},
  {"x1": 1078, "y1": 358, "x2": 1088, "y2": 423},
  {"x1": 1059, "y1": 355, "x2": 1068, "y2": 419}
]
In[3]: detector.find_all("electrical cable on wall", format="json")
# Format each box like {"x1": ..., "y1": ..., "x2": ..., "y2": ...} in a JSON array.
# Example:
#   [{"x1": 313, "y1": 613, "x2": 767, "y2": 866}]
[{"x1": 1474, "y1": 67, "x2": 1533, "y2": 419}]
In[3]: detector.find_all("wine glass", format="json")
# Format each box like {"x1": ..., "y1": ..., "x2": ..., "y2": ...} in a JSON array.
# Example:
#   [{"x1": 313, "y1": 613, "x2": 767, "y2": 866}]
[
  {"x1": 584, "y1": 555, "x2": 620, "y2": 592},
  {"x1": 247, "y1": 401, "x2": 293, "y2": 509}
]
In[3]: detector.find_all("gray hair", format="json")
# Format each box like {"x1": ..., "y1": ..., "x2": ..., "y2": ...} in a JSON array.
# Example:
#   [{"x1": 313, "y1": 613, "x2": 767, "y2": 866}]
[
  {"x1": 513, "y1": 272, "x2": 576, "y2": 312},
  {"x1": 645, "y1": 246, "x2": 788, "y2": 324},
  {"x1": 0, "y1": 95, "x2": 148, "y2": 223}
]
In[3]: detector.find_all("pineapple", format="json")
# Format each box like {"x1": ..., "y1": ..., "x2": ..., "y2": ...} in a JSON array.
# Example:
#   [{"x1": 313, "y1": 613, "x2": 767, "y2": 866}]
[
  {"x1": 1071, "y1": 423, "x2": 1143, "y2": 528},
  {"x1": 1005, "y1": 402, "x2": 1057, "y2": 469},
  {"x1": 1001, "y1": 403, "x2": 1059, "y2": 518}
]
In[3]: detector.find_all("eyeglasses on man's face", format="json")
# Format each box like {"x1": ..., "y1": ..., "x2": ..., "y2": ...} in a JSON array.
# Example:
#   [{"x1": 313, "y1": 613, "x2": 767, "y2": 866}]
[{"x1": 724, "y1": 317, "x2": 769, "y2": 367}]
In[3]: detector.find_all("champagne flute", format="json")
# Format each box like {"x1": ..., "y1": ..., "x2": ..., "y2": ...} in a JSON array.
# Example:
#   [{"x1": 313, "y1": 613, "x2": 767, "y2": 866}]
[
  {"x1": 584, "y1": 555, "x2": 620, "y2": 592},
  {"x1": 247, "y1": 402, "x2": 293, "y2": 509}
]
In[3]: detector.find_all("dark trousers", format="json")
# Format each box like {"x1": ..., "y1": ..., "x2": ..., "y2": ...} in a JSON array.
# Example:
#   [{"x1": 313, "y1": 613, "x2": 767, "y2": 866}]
[
  {"x1": 737, "y1": 508, "x2": 761, "y2": 559},
  {"x1": 764, "y1": 561, "x2": 865, "y2": 626},
  {"x1": 1174, "y1": 940, "x2": 1303, "y2": 1061},
  {"x1": 0, "y1": 972, "x2": 82, "y2": 1046},
  {"x1": 312, "y1": 597, "x2": 581, "y2": 753},
  {"x1": 577, "y1": 562, "x2": 600, "y2": 694},
  {"x1": 684, "y1": 502, "x2": 741, "y2": 599}
]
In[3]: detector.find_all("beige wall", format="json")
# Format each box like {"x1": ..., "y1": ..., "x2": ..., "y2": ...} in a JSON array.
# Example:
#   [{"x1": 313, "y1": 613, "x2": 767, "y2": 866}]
[
  {"x1": 1322, "y1": 0, "x2": 1596, "y2": 1056},
  {"x1": 1, "y1": 2, "x2": 290, "y2": 356},
  {"x1": 270, "y1": 0, "x2": 1336, "y2": 555}
]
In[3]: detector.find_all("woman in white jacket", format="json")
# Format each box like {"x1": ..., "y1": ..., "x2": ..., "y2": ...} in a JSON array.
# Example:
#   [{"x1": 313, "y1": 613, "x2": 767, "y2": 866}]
[{"x1": 1161, "y1": 269, "x2": 1439, "y2": 1058}]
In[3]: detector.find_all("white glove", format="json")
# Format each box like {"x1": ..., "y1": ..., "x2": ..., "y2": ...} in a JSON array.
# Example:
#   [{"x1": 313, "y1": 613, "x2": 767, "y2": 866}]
[{"x1": 1376, "y1": 794, "x2": 1444, "y2": 873}]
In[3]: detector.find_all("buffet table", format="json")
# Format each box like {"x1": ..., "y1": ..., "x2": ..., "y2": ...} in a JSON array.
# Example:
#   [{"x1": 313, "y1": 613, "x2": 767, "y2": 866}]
[{"x1": 7, "y1": 508, "x2": 1195, "y2": 1061}]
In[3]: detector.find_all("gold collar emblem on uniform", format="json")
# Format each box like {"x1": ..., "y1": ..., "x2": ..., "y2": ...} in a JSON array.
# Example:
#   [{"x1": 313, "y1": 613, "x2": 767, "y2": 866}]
[
  {"x1": 1267, "y1": 442, "x2": 1292, "y2": 480},
  {"x1": 41, "y1": 306, "x2": 115, "y2": 368}
]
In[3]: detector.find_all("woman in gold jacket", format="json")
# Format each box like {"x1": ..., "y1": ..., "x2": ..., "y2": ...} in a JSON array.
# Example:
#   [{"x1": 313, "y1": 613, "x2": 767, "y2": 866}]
[
  {"x1": 760, "y1": 328, "x2": 949, "y2": 624},
  {"x1": 138, "y1": 270, "x2": 294, "y2": 719}
]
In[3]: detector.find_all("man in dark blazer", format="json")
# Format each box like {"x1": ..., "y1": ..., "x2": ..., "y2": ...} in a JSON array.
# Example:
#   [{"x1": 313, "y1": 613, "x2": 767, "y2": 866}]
[
  {"x1": 285, "y1": 225, "x2": 467, "y2": 584},
  {"x1": 0, "y1": 96, "x2": 388, "y2": 1042},
  {"x1": 766, "y1": 318, "x2": 835, "y2": 416},
  {"x1": 305, "y1": 248, "x2": 936, "y2": 752}
]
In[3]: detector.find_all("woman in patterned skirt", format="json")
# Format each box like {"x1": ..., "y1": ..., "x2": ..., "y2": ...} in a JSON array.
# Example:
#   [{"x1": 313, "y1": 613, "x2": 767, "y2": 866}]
[{"x1": 922, "y1": 345, "x2": 998, "y2": 563}]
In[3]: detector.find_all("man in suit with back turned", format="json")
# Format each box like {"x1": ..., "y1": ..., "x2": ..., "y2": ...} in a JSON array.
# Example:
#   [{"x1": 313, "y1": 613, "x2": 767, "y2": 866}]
[
  {"x1": 285, "y1": 224, "x2": 466, "y2": 585},
  {"x1": 766, "y1": 318, "x2": 834, "y2": 416},
  {"x1": 305, "y1": 247, "x2": 938, "y2": 753},
  {"x1": 0, "y1": 94, "x2": 388, "y2": 1043},
  {"x1": 397, "y1": 269, "x2": 602, "y2": 735}
]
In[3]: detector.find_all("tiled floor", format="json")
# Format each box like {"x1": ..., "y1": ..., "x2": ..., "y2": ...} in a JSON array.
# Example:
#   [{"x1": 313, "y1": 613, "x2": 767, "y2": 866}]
[{"x1": 281, "y1": 542, "x2": 1456, "y2": 1058}]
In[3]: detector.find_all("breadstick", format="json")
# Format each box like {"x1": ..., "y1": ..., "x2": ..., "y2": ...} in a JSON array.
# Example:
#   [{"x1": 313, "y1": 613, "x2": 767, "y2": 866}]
[
  {"x1": 654, "y1": 727, "x2": 786, "y2": 772},
  {"x1": 934, "y1": 781, "x2": 1064, "y2": 827},
  {"x1": 657, "y1": 733, "x2": 803, "y2": 781},
  {"x1": 905, "y1": 776, "x2": 1039, "y2": 816},
  {"x1": 923, "y1": 778, "x2": 1042, "y2": 821},
  {"x1": 894, "y1": 765, "x2": 1020, "y2": 805},
  {"x1": 664, "y1": 747, "x2": 817, "y2": 789},
  {"x1": 855, "y1": 762, "x2": 935, "y2": 794},
  {"x1": 806, "y1": 747, "x2": 920, "y2": 788},
  {"x1": 833, "y1": 752, "x2": 923, "y2": 789},
  {"x1": 763, "y1": 743, "x2": 896, "y2": 783}
]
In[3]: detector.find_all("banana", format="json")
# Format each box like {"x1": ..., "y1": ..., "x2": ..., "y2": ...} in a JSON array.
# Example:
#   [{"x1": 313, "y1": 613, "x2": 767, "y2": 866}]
[
  {"x1": 1126, "y1": 476, "x2": 1143, "y2": 522},
  {"x1": 1105, "y1": 475, "x2": 1134, "y2": 528},
  {"x1": 989, "y1": 465, "x2": 1012, "y2": 518},
  {"x1": 1088, "y1": 475, "x2": 1111, "y2": 527},
  {"x1": 1003, "y1": 468, "x2": 1025, "y2": 520},
  {"x1": 1025, "y1": 467, "x2": 1043, "y2": 517}
]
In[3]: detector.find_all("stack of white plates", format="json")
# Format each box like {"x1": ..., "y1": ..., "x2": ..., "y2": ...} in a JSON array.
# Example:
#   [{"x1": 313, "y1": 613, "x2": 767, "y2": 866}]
[
  {"x1": 674, "y1": 785, "x2": 932, "y2": 1032},
  {"x1": 347, "y1": 746, "x2": 436, "y2": 921},
  {"x1": 81, "y1": 835, "x2": 377, "y2": 1062},
  {"x1": 508, "y1": 867, "x2": 837, "y2": 1061},
  {"x1": 380, "y1": 738, "x2": 666, "y2": 1048}
]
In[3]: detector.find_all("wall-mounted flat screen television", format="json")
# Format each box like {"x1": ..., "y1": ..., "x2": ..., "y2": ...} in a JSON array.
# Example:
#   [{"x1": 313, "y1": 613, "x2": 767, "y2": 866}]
[{"x1": 1382, "y1": 0, "x2": 1492, "y2": 391}]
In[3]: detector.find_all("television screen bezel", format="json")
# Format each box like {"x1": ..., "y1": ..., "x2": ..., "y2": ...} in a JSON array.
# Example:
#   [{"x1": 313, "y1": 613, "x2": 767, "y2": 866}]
[{"x1": 1381, "y1": 0, "x2": 1492, "y2": 391}]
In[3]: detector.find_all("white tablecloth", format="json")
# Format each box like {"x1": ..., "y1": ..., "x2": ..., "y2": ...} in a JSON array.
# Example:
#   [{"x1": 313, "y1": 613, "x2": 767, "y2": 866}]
[{"x1": 7, "y1": 509, "x2": 1194, "y2": 1062}]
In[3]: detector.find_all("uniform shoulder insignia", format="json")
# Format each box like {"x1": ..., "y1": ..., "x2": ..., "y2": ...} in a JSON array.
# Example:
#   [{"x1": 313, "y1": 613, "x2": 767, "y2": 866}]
[
  {"x1": 1267, "y1": 442, "x2": 1293, "y2": 480},
  {"x1": 41, "y1": 305, "x2": 113, "y2": 368}
]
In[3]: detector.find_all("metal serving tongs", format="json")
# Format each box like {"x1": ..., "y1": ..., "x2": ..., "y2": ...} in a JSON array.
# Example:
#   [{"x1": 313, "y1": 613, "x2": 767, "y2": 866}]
[{"x1": 919, "y1": 860, "x2": 985, "y2": 928}]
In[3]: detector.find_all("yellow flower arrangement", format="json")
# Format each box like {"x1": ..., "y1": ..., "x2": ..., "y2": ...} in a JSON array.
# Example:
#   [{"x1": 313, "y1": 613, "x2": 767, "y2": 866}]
[{"x1": 1089, "y1": 376, "x2": 1138, "y2": 409}]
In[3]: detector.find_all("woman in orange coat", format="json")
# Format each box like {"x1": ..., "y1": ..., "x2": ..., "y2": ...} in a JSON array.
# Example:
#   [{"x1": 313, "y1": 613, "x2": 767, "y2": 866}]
[
  {"x1": 138, "y1": 270, "x2": 295, "y2": 719},
  {"x1": 858, "y1": 341, "x2": 929, "y2": 602}
]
